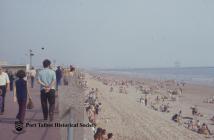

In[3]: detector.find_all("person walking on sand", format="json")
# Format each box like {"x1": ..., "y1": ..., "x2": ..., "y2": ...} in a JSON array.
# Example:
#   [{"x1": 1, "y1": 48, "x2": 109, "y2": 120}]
[
  {"x1": 30, "y1": 67, "x2": 37, "y2": 88},
  {"x1": 0, "y1": 66, "x2": 10, "y2": 115},
  {"x1": 13, "y1": 70, "x2": 28, "y2": 123},
  {"x1": 37, "y1": 59, "x2": 56, "y2": 121},
  {"x1": 145, "y1": 94, "x2": 148, "y2": 106}
]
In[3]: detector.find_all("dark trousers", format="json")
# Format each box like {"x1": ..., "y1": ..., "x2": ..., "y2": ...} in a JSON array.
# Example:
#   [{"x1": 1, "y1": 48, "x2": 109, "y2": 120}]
[
  {"x1": 0, "y1": 86, "x2": 6, "y2": 113},
  {"x1": 31, "y1": 77, "x2": 35, "y2": 88},
  {"x1": 40, "y1": 89, "x2": 55, "y2": 119},
  {"x1": 56, "y1": 79, "x2": 61, "y2": 91},
  {"x1": 56, "y1": 79, "x2": 61, "y2": 86},
  {"x1": 16, "y1": 99, "x2": 27, "y2": 123},
  {"x1": 10, "y1": 82, "x2": 13, "y2": 91}
]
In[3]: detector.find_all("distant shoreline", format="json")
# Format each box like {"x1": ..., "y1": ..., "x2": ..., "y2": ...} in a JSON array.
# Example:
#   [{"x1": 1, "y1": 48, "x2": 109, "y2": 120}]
[
  {"x1": 95, "y1": 66, "x2": 214, "y2": 71},
  {"x1": 91, "y1": 67, "x2": 214, "y2": 87}
]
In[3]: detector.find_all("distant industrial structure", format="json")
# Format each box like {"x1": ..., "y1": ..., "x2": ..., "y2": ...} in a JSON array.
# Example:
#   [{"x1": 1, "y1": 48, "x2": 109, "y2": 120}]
[{"x1": 174, "y1": 61, "x2": 181, "y2": 68}]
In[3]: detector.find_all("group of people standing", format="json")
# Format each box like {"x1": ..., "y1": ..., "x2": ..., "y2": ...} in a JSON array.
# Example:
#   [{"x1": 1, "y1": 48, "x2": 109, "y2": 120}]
[{"x1": 0, "y1": 59, "x2": 74, "y2": 127}]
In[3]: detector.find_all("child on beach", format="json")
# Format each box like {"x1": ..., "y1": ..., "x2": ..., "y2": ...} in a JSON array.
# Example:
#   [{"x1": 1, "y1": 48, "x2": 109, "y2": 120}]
[
  {"x1": 0, "y1": 89, "x2": 3, "y2": 113},
  {"x1": 13, "y1": 70, "x2": 28, "y2": 123},
  {"x1": 94, "y1": 127, "x2": 103, "y2": 140},
  {"x1": 87, "y1": 105, "x2": 96, "y2": 124},
  {"x1": 107, "y1": 133, "x2": 113, "y2": 140},
  {"x1": 101, "y1": 129, "x2": 107, "y2": 139}
]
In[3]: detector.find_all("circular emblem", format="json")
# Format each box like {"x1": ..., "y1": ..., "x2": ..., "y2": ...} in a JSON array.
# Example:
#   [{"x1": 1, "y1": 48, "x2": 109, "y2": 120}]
[{"x1": 15, "y1": 121, "x2": 23, "y2": 132}]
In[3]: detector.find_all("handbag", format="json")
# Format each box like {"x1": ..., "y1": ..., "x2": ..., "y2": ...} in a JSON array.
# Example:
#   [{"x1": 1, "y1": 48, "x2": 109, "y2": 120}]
[
  {"x1": 27, "y1": 97, "x2": 34, "y2": 109},
  {"x1": 27, "y1": 90, "x2": 34, "y2": 109}
]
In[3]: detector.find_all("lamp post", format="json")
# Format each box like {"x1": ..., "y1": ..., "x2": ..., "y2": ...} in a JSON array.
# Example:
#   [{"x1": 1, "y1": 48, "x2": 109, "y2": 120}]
[
  {"x1": 29, "y1": 49, "x2": 34, "y2": 69},
  {"x1": 28, "y1": 47, "x2": 46, "y2": 69}
]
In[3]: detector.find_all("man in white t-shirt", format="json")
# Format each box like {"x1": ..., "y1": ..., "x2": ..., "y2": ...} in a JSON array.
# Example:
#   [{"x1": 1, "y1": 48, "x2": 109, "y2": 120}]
[
  {"x1": 30, "y1": 67, "x2": 37, "y2": 88},
  {"x1": 0, "y1": 66, "x2": 10, "y2": 115}
]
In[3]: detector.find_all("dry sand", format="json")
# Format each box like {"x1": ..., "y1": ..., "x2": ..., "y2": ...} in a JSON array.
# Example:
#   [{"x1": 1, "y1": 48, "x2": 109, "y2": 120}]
[{"x1": 84, "y1": 72, "x2": 214, "y2": 140}]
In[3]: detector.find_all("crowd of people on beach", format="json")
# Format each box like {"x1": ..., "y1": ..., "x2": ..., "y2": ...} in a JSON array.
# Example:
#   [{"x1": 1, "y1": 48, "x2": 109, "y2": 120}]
[
  {"x1": 83, "y1": 87, "x2": 113, "y2": 140},
  {"x1": 171, "y1": 107, "x2": 212, "y2": 136},
  {"x1": 203, "y1": 96, "x2": 214, "y2": 104},
  {"x1": 85, "y1": 88, "x2": 100, "y2": 125},
  {"x1": 92, "y1": 75, "x2": 133, "y2": 95},
  {"x1": 80, "y1": 75, "x2": 114, "y2": 140},
  {"x1": 91, "y1": 73, "x2": 214, "y2": 139}
]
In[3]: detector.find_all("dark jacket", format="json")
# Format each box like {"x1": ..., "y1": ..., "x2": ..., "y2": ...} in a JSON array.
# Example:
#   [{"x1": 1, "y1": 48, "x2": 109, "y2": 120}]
[{"x1": 15, "y1": 79, "x2": 27, "y2": 100}]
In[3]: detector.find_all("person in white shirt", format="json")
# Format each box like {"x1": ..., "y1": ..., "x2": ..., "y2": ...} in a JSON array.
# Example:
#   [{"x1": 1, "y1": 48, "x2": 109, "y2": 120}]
[
  {"x1": 30, "y1": 67, "x2": 37, "y2": 88},
  {"x1": 0, "y1": 66, "x2": 10, "y2": 115}
]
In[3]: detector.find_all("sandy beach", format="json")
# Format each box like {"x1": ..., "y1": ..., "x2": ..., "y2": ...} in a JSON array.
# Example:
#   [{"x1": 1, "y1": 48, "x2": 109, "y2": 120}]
[{"x1": 84, "y1": 72, "x2": 214, "y2": 140}]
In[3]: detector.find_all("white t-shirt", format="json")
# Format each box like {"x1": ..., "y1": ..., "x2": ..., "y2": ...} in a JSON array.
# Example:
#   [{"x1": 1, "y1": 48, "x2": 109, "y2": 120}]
[
  {"x1": 30, "y1": 69, "x2": 37, "y2": 77},
  {"x1": 0, "y1": 72, "x2": 10, "y2": 86}
]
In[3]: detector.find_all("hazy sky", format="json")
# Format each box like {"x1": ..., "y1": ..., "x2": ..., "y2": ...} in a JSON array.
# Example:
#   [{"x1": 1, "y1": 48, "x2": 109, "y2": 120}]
[{"x1": 0, "y1": 0, "x2": 214, "y2": 68}]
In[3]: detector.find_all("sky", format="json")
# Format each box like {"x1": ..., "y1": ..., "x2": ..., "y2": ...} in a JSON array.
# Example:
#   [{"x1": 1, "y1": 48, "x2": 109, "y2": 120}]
[{"x1": 0, "y1": 0, "x2": 214, "y2": 68}]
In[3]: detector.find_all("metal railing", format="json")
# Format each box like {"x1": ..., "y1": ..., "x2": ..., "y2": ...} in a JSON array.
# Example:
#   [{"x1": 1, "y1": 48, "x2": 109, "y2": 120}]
[
  {"x1": 60, "y1": 107, "x2": 73, "y2": 140},
  {"x1": 59, "y1": 70, "x2": 94, "y2": 140}
]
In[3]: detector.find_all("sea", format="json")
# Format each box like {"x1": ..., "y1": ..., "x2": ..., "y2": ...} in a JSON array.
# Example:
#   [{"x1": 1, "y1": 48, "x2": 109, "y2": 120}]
[{"x1": 97, "y1": 67, "x2": 214, "y2": 86}]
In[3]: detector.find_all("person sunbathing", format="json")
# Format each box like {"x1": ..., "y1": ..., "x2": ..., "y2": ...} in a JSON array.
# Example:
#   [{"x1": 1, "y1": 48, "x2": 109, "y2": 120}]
[
  {"x1": 172, "y1": 113, "x2": 182, "y2": 125},
  {"x1": 151, "y1": 102, "x2": 158, "y2": 111},
  {"x1": 160, "y1": 104, "x2": 169, "y2": 112},
  {"x1": 191, "y1": 106, "x2": 203, "y2": 117},
  {"x1": 191, "y1": 106, "x2": 198, "y2": 116},
  {"x1": 211, "y1": 116, "x2": 214, "y2": 122},
  {"x1": 195, "y1": 120, "x2": 201, "y2": 130},
  {"x1": 198, "y1": 123, "x2": 211, "y2": 136},
  {"x1": 172, "y1": 114, "x2": 179, "y2": 122},
  {"x1": 187, "y1": 120, "x2": 194, "y2": 130},
  {"x1": 188, "y1": 119, "x2": 200, "y2": 132}
]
